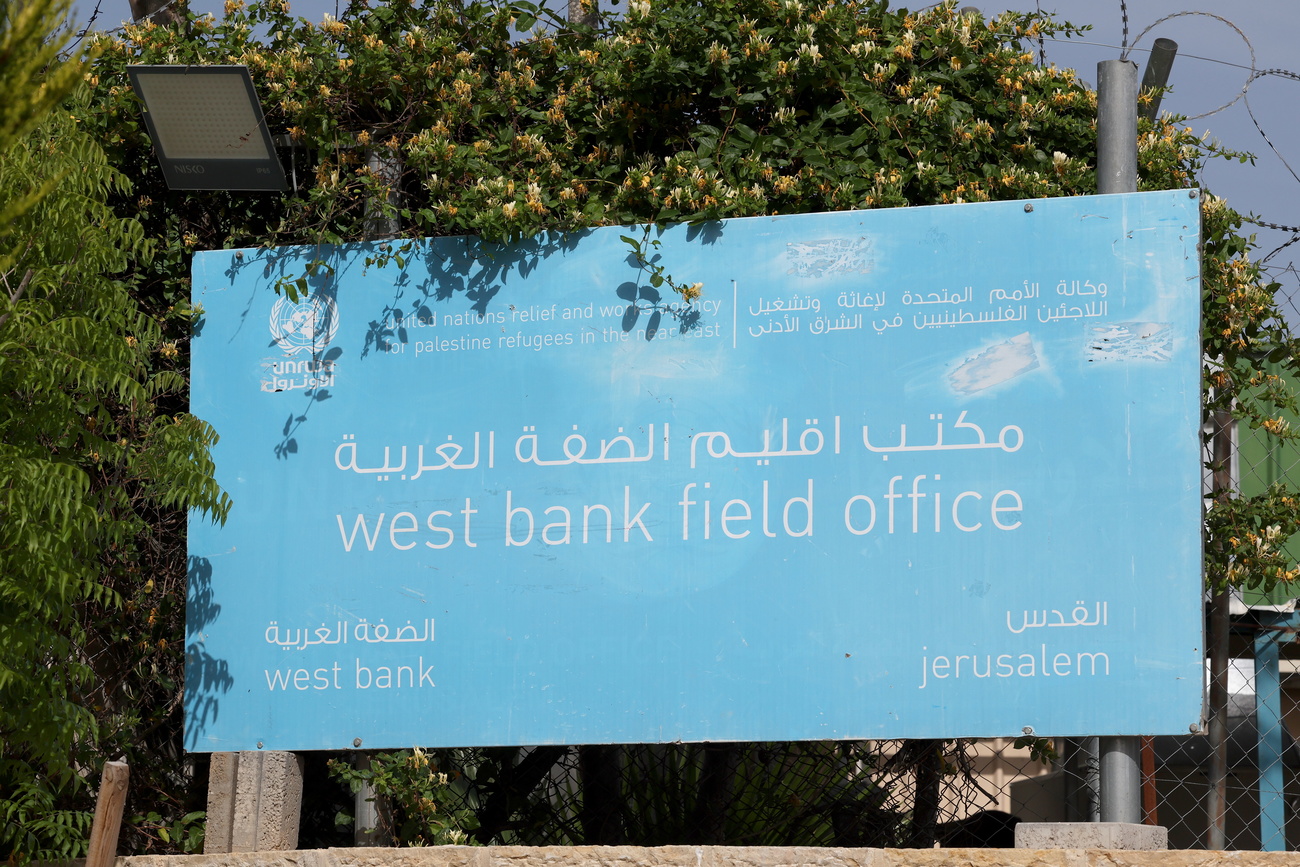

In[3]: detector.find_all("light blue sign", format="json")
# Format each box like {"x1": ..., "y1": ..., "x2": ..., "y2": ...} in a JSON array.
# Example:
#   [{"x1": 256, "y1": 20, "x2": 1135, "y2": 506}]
[{"x1": 188, "y1": 191, "x2": 1203, "y2": 751}]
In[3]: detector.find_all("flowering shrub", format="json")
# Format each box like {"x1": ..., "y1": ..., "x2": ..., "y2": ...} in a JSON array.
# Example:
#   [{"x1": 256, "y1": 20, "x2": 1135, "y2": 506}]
[
  {"x1": 87, "y1": 0, "x2": 1108, "y2": 249},
  {"x1": 84, "y1": 0, "x2": 1300, "y2": 592},
  {"x1": 328, "y1": 749, "x2": 478, "y2": 845}
]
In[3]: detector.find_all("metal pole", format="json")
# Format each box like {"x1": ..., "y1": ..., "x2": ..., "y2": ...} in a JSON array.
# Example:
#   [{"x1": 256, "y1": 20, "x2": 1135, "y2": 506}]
[
  {"x1": 1254, "y1": 613, "x2": 1293, "y2": 851},
  {"x1": 1206, "y1": 411, "x2": 1235, "y2": 849},
  {"x1": 364, "y1": 150, "x2": 402, "y2": 241},
  {"x1": 1138, "y1": 38, "x2": 1179, "y2": 123},
  {"x1": 353, "y1": 752, "x2": 390, "y2": 845},
  {"x1": 568, "y1": 0, "x2": 595, "y2": 26},
  {"x1": 1206, "y1": 588, "x2": 1229, "y2": 848},
  {"x1": 1099, "y1": 739, "x2": 1141, "y2": 823},
  {"x1": 1061, "y1": 738, "x2": 1099, "y2": 822},
  {"x1": 1096, "y1": 59, "x2": 1138, "y2": 196},
  {"x1": 1095, "y1": 57, "x2": 1143, "y2": 825}
]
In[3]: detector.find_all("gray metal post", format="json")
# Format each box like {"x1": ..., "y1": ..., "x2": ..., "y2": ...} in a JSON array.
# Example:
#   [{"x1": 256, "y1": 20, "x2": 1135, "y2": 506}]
[
  {"x1": 353, "y1": 752, "x2": 390, "y2": 846},
  {"x1": 363, "y1": 150, "x2": 402, "y2": 241},
  {"x1": 1138, "y1": 38, "x2": 1178, "y2": 123},
  {"x1": 1096, "y1": 59, "x2": 1138, "y2": 196},
  {"x1": 1206, "y1": 587, "x2": 1229, "y2": 848},
  {"x1": 1098, "y1": 738, "x2": 1141, "y2": 823},
  {"x1": 568, "y1": 0, "x2": 595, "y2": 26},
  {"x1": 1254, "y1": 611, "x2": 1297, "y2": 850},
  {"x1": 1095, "y1": 57, "x2": 1143, "y2": 826}
]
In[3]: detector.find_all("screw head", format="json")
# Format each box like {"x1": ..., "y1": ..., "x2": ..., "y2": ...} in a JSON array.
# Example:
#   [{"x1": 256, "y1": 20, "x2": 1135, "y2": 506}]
[
  {"x1": 257, "y1": 741, "x2": 264, "y2": 749},
  {"x1": 1022, "y1": 725, "x2": 1035, "y2": 736},
  {"x1": 1189, "y1": 189, "x2": 1199, "y2": 199},
  {"x1": 235, "y1": 250, "x2": 244, "y2": 259},
  {"x1": 1189, "y1": 723, "x2": 1202, "y2": 734},
  {"x1": 353, "y1": 737, "x2": 363, "y2": 748},
  {"x1": 1024, "y1": 203, "x2": 1034, "y2": 213}
]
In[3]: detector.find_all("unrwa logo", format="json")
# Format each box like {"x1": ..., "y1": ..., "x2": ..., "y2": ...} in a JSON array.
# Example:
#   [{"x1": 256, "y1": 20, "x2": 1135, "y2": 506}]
[{"x1": 269, "y1": 295, "x2": 338, "y2": 355}]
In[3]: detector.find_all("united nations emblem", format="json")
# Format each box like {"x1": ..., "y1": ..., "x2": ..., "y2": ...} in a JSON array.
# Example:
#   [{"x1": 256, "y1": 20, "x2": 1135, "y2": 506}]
[{"x1": 269, "y1": 295, "x2": 339, "y2": 355}]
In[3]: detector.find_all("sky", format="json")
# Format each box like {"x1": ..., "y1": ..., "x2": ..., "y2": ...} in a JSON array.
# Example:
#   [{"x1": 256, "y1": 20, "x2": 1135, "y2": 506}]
[{"x1": 77, "y1": 0, "x2": 1300, "y2": 316}]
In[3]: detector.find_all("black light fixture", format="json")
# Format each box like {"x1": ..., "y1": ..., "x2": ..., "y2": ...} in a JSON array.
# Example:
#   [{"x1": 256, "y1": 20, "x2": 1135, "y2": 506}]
[{"x1": 128, "y1": 65, "x2": 288, "y2": 192}]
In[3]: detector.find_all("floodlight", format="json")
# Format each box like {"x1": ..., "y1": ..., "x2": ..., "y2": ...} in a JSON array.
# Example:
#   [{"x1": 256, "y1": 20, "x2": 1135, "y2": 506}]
[{"x1": 128, "y1": 65, "x2": 288, "y2": 192}]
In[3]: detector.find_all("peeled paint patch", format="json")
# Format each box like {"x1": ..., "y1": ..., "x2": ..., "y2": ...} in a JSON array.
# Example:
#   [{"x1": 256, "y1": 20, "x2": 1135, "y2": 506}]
[
  {"x1": 784, "y1": 237, "x2": 874, "y2": 277},
  {"x1": 949, "y1": 332, "x2": 1040, "y2": 394},
  {"x1": 1086, "y1": 322, "x2": 1172, "y2": 362}
]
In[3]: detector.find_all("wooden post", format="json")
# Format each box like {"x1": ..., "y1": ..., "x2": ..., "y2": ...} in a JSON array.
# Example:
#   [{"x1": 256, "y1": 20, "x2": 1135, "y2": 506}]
[
  {"x1": 1139, "y1": 736, "x2": 1157, "y2": 825},
  {"x1": 86, "y1": 760, "x2": 129, "y2": 867}
]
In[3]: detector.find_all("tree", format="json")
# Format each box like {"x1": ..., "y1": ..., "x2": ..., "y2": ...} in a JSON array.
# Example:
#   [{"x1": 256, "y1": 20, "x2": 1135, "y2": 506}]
[
  {"x1": 0, "y1": 0, "x2": 228, "y2": 858},
  {"x1": 68, "y1": 0, "x2": 1300, "y2": 850}
]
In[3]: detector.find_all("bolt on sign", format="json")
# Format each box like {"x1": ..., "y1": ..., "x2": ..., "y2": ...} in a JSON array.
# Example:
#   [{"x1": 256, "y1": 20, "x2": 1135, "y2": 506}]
[{"x1": 188, "y1": 190, "x2": 1203, "y2": 752}]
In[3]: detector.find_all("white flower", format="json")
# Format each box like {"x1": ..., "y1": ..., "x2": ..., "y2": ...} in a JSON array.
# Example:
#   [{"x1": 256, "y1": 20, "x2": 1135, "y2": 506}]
[{"x1": 798, "y1": 42, "x2": 821, "y2": 63}]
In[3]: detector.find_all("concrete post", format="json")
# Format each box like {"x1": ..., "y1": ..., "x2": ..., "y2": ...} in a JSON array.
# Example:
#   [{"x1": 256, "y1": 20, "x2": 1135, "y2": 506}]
[{"x1": 204, "y1": 751, "x2": 304, "y2": 853}]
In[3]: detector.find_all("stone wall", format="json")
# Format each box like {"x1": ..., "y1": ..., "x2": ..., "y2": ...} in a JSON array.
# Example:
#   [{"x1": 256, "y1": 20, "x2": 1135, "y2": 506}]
[{"x1": 107, "y1": 846, "x2": 1300, "y2": 867}]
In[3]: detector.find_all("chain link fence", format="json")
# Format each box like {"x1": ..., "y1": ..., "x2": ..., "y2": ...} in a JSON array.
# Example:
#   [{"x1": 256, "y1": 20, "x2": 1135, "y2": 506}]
[
  {"x1": 397, "y1": 740, "x2": 1042, "y2": 848},
  {"x1": 376, "y1": 713, "x2": 1293, "y2": 851}
]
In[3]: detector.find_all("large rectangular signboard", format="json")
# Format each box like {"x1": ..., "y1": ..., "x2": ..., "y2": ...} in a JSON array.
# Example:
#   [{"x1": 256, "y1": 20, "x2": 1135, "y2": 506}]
[{"x1": 188, "y1": 190, "x2": 1203, "y2": 752}]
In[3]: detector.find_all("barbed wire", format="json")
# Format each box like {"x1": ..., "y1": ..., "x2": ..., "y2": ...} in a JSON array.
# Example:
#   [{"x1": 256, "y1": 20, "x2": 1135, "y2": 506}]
[
  {"x1": 1121, "y1": 11, "x2": 1256, "y2": 120},
  {"x1": 1119, "y1": 0, "x2": 1128, "y2": 55},
  {"x1": 1243, "y1": 69, "x2": 1300, "y2": 192},
  {"x1": 1261, "y1": 235, "x2": 1300, "y2": 267},
  {"x1": 1248, "y1": 218, "x2": 1300, "y2": 234},
  {"x1": 60, "y1": 0, "x2": 186, "y2": 55},
  {"x1": 1106, "y1": 7, "x2": 1300, "y2": 266},
  {"x1": 1032, "y1": 0, "x2": 1044, "y2": 66}
]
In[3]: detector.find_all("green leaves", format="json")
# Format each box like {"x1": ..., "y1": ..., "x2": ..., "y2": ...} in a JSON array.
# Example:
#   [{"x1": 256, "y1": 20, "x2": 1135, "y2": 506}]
[
  {"x1": 0, "y1": 0, "x2": 228, "y2": 858},
  {"x1": 329, "y1": 750, "x2": 480, "y2": 846}
]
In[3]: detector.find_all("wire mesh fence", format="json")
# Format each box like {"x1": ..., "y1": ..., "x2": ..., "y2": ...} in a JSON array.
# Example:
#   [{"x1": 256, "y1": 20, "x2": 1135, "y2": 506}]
[
  {"x1": 409, "y1": 740, "x2": 1045, "y2": 848},
  {"x1": 382, "y1": 716, "x2": 1296, "y2": 851}
]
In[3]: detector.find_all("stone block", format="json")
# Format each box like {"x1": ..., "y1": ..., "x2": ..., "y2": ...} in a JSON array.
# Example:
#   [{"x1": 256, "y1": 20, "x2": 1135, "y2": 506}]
[
  {"x1": 1014, "y1": 822, "x2": 1167, "y2": 850},
  {"x1": 204, "y1": 751, "x2": 303, "y2": 854},
  {"x1": 203, "y1": 754, "x2": 237, "y2": 856},
  {"x1": 102, "y1": 845, "x2": 1300, "y2": 867}
]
